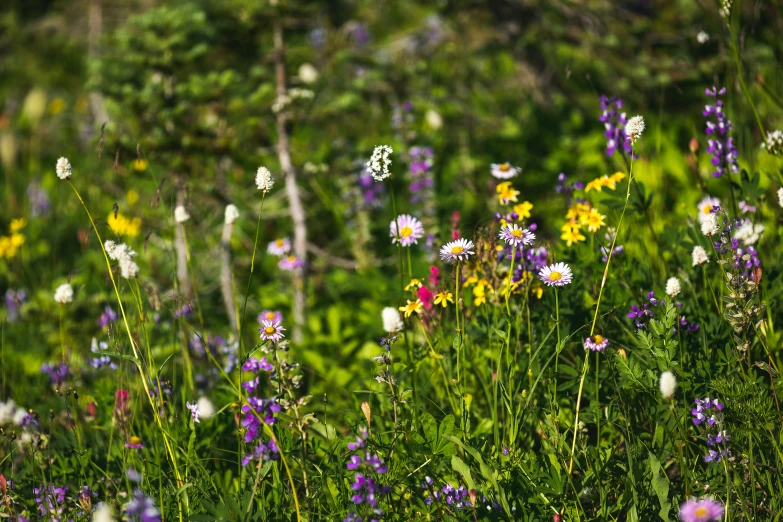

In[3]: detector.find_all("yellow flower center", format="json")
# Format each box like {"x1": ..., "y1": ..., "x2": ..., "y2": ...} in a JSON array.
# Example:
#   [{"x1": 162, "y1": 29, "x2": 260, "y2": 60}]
[
  {"x1": 499, "y1": 163, "x2": 510, "y2": 171},
  {"x1": 287, "y1": 256, "x2": 296, "y2": 262},
  {"x1": 450, "y1": 246, "x2": 464, "y2": 254},
  {"x1": 593, "y1": 335, "x2": 604, "y2": 344},
  {"x1": 702, "y1": 204, "x2": 712, "y2": 215},
  {"x1": 549, "y1": 271, "x2": 562, "y2": 281},
  {"x1": 400, "y1": 226, "x2": 413, "y2": 237},
  {"x1": 129, "y1": 436, "x2": 142, "y2": 445},
  {"x1": 264, "y1": 326, "x2": 277, "y2": 335},
  {"x1": 265, "y1": 312, "x2": 276, "y2": 320},
  {"x1": 276, "y1": 239, "x2": 284, "y2": 246},
  {"x1": 694, "y1": 507, "x2": 708, "y2": 517},
  {"x1": 511, "y1": 229, "x2": 523, "y2": 238}
]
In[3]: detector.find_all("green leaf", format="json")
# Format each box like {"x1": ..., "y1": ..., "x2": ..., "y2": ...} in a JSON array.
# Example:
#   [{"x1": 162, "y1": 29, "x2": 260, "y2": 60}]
[
  {"x1": 451, "y1": 455, "x2": 475, "y2": 490},
  {"x1": 648, "y1": 453, "x2": 671, "y2": 521},
  {"x1": 491, "y1": 327, "x2": 507, "y2": 340}
]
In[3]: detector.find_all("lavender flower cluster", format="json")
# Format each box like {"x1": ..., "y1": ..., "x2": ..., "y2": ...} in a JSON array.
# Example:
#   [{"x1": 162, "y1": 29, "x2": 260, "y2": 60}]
[
  {"x1": 420, "y1": 476, "x2": 472, "y2": 509},
  {"x1": 240, "y1": 340, "x2": 281, "y2": 465},
  {"x1": 343, "y1": 427, "x2": 390, "y2": 522},
  {"x1": 627, "y1": 292, "x2": 698, "y2": 333},
  {"x1": 703, "y1": 86, "x2": 739, "y2": 178},
  {"x1": 599, "y1": 95, "x2": 633, "y2": 157},
  {"x1": 692, "y1": 398, "x2": 731, "y2": 463},
  {"x1": 554, "y1": 172, "x2": 584, "y2": 206}
]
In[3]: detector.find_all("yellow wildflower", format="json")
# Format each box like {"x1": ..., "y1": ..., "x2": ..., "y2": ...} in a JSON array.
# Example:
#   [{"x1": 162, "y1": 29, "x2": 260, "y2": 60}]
[
  {"x1": 582, "y1": 209, "x2": 606, "y2": 233},
  {"x1": 513, "y1": 201, "x2": 533, "y2": 220},
  {"x1": 565, "y1": 202, "x2": 591, "y2": 221},
  {"x1": 561, "y1": 223, "x2": 586, "y2": 246},
  {"x1": 10, "y1": 218, "x2": 27, "y2": 233},
  {"x1": 473, "y1": 284, "x2": 487, "y2": 306},
  {"x1": 434, "y1": 291, "x2": 454, "y2": 307},
  {"x1": 496, "y1": 182, "x2": 519, "y2": 205},
  {"x1": 610, "y1": 171, "x2": 626, "y2": 183},
  {"x1": 399, "y1": 299, "x2": 423, "y2": 318},
  {"x1": 48, "y1": 97, "x2": 65, "y2": 115},
  {"x1": 585, "y1": 175, "x2": 617, "y2": 193},
  {"x1": 405, "y1": 279, "x2": 422, "y2": 291},
  {"x1": 532, "y1": 284, "x2": 544, "y2": 299},
  {"x1": 462, "y1": 275, "x2": 478, "y2": 288},
  {"x1": 107, "y1": 213, "x2": 142, "y2": 237},
  {"x1": 133, "y1": 158, "x2": 148, "y2": 172},
  {"x1": 126, "y1": 189, "x2": 140, "y2": 206}
]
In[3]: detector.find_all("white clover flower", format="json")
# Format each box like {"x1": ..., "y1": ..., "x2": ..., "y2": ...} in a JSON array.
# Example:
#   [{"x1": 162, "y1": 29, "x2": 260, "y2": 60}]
[
  {"x1": 762, "y1": 130, "x2": 783, "y2": 156},
  {"x1": 665, "y1": 277, "x2": 681, "y2": 298},
  {"x1": 382, "y1": 307, "x2": 404, "y2": 333},
  {"x1": 119, "y1": 257, "x2": 139, "y2": 279},
  {"x1": 625, "y1": 115, "x2": 645, "y2": 143},
  {"x1": 733, "y1": 220, "x2": 765, "y2": 246},
  {"x1": 196, "y1": 396, "x2": 215, "y2": 420},
  {"x1": 56, "y1": 157, "x2": 72, "y2": 180},
  {"x1": 93, "y1": 503, "x2": 115, "y2": 522},
  {"x1": 696, "y1": 31, "x2": 709, "y2": 44},
  {"x1": 54, "y1": 283, "x2": 74, "y2": 304},
  {"x1": 174, "y1": 205, "x2": 190, "y2": 224},
  {"x1": 105, "y1": 241, "x2": 139, "y2": 279},
  {"x1": 692, "y1": 246, "x2": 709, "y2": 266},
  {"x1": 256, "y1": 166, "x2": 274, "y2": 192},
  {"x1": 659, "y1": 371, "x2": 677, "y2": 399},
  {"x1": 700, "y1": 213, "x2": 719, "y2": 236},
  {"x1": 224, "y1": 204, "x2": 240, "y2": 225},
  {"x1": 366, "y1": 145, "x2": 393, "y2": 182}
]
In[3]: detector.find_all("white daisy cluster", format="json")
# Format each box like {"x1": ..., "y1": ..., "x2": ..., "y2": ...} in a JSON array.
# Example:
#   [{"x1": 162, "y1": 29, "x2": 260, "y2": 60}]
[
  {"x1": 659, "y1": 371, "x2": 677, "y2": 399},
  {"x1": 692, "y1": 246, "x2": 709, "y2": 266},
  {"x1": 665, "y1": 277, "x2": 681, "y2": 298},
  {"x1": 382, "y1": 307, "x2": 404, "y2": 333},
  {"x1": 761, "y1": 129, "x2": 783, "y2": 156},
  {"x1": 105, "y1": 240, "x2": 139, "y2": 279},
  {"x1": 256, "y1": 166, "x2": 275, "y2": 192},
  {"x1": 56, "y1": 157, "x2": 73, "y2": 180},
  {"x1": 366, "y1": 145, "x2": 393, "y2": 182},
  {"x1": 54, "y1": 283, "x2": 74, "y2": 304},
  {"x1": 174, "y1": 205, "x2": 190, "y2": 224},
  {"x1": 224, "y1": 204, "x2": 240, "y2": 225},
  {"x1": 733, "y1": 220, "x2": 765, "y2": 246},
  {"x1": 625, "y1": 115, "x2": 645, "y2": 143}
]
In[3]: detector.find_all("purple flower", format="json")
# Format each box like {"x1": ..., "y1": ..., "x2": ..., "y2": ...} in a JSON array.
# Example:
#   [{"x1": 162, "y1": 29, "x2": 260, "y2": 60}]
[
  {"x1": 124, "y1": 489, "x2": 161, "y2": 522},
  {"x1": 33, "y1": 485, "x2": 69, "y2": 520},
  {"x1": 98, "y1": 306, "x2": 118, "y2": 327},
  {"x1": 242, "y1": 356, "x2": 274, "y2": 373},
  {"x1": 278, "y1": 256, "x2": 305, "y2": 271},
  {"x1": 41, "y1": 362, "x2": 69, "y2": 388},
  {"x1": 241, "y1": 397, "x2": 281, "y2": 441},
  {"x1": 186, "y1": 401, "x2": 200, "y2": 423},
  {"x1": 258, "y1": 310, "x2": 283, "y2": 325},
  {"x1": 679, "y1": 498, "x2": 723, "y2": 522},
  {"x1": 4, "y1": 289, "x2": 26, "y2": 322},
  {"x1": 599, "y1": 95, "x2": 633, "y2": 157},
  {"x1": 703, "y1": 86, "x2": 739, "y2": 178},
  {"x1": 241, "y1": 438, "x2": 279, "y2": 466}
]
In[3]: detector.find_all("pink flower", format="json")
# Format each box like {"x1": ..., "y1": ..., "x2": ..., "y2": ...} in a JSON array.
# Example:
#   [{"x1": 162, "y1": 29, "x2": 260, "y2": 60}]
[
  {"x1": 418, "y1": 286, "x2": 434, "y2": 311},
  {"x1": 679, "y1": 498, "x2": 724, "y2": 522}
]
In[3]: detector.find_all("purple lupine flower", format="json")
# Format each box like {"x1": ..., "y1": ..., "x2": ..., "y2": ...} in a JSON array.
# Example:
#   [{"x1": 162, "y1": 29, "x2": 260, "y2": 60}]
[
  {"x1": 41, "y1": 362, "x2": 69, "y2": 388},
  {"x1": 124, "y1": 489, "x2": 161, "y2": 522},
  {"x1": 4, "y1": 289, "x2": 26, "y2": 322},
  {"x1": 33, "y1": 485, "x2": 69, "y2": 520},
  {"x1": 241, "y1": 438, "x2": 279, "y2": 466},
  {"x1": 90, "y1": 355, "x2": 118, "y2": 370},
  {"x1": 241, "y1": 397, "x2": 281, "y2": 443},
  {"x1": 344, "y1": 426, "x2": 390, "y2": 520},
  {"x1": 599, "y1": 95, "x2": 633, "y2": 157},
  {"x1": 174, "y1": 304, "x2": 192, "y2": 318},
  {"x1": 186, "y1": 401, "x2": 200, "y2": 423},
  {"x1": 27, "y1": 179, "x2": 50, "y2": 217},
  {"x1": 554, "y1": 172, "x2": 585, "y2": 206},
  {"x1": 408, "y1": 146, "x2": 434, "y2": 205},
  {"x1": 703, "y1": 86, "x2": 739, "y2": 178},
  {"x1": 98, "y1": 306, "x2": 118, "y2": 327},
  {"x1": 242, "y1": 356, "x2": 274, "y2": 373}
]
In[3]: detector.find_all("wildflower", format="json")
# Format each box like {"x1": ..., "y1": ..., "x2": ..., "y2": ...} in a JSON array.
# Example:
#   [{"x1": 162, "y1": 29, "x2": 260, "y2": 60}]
[
  {"x1": 584, "y1": 334, "x2": 609, "y2": 352},
  {"x1": 599, "y1": 95, "x2": 632, "y2": 157},
  {"x1": 697, "y1": 196, "x2": 721, "y2": 223},
  {"x1": 697, "y1": 31, "x2": 710, "y2": 43},
  {"x1": 582, "y1": 209, "x2": 606, "y2": 232},
  {"x1": 256, "y1": 166, "x2": 275, "y2": 192},
  {"x1": 105, "y1": 241, "x2": 139, "y2": 279},
  {"x1": 585, "y1": 175, "x2": 619, "y2": 193},
  {"x1": 174, "y1": 205, "x2": 190, "y2": 223},
  {"x1": 762, "y1": 129, "x2": 783, "y2": 156},
  {"x1": 366, "y1": 145, "x2": 393, "y2": 181},
  {"x1": 405, "y1": 279, "x2": 422, "y2": 291},
  {"x1": 54, "y1": 283, "x2": 73, "y2": 304},
  {"x1": 41, "y1": 362, "x2": 69, "y2": 387},
  {"x1": 659, "y1": 371, "x2": 676, "y2": 398},
  {"x1": 108, "y1": 213, "x2": 142, "y2": 237},
  {"x1": 186, "y1": 402, "x2": 200, "y2": 423},
  {"x1": 196, "y1": 397, "x2": 215, "y2": 420},
  {"x1": 268, "y1": 238, "x2": 291, "y2": 257},
  {"x1": 566, "y1": 202, "x2": 591, "y2": 221},
  {"x1": 738, "y1": 201, "x2": 756, "y2": 214},
  {"x1": 382, "y1": 307, "x2": 404, "y2": 332},
  {"x1": 560, "y1": 223, "x2": 586, "y2": 246},
  {"x1": 260, "y1": 320, "x2": 286, "y2": 342},
  {"x1": 433, "y1": 291, "x2": 454, "y2": 307},
  {"x1": 538, "y1": 262, "x2": 573, "y2": 287},
  {"x1": 390, "y1": 214, "x2": 424, "y2": 246},
  {"x1": 692, "y1": 246, "x2": 709, "y2": 266},
  {"x1": 93, "y1": 503, "x2": 115, "y2": 522},
  {"x1": 56, "y1": 157, "x2": 72, "y2": 180},
  {"x1": 408, "y1": 146, "x2": 435, "y2": 205},
  {"x1": 490, "y1": 162, "x2": 519, "y2": 179},
  {"x1": 279, "y1": 256, "x2": 304, "y2": 270},
  {"x1": 496, "y1": 182, "x2": 519, "y2": 205},
  {"x1": 704, "y1": 86, "x2": 739, "y2": 178},
  {"x1": 439, "y1": 238, "x2": 475, "y2": 263},
  {"x1": 700, "y1": 214, "x2": 719, "y2": 236},
  {"x1": 399, "y1": 299, "x2": 423, "y2": 318},
  {"x1": 513, "y1": 201, "x2": 533, "y2": 219},
  {"x1": 224, "y1": 204, "x2": 239, "y2": 225},
  {"x1": 679, "y1": 498, "x2": 723, "y2": 522},
  {"x1": 499, "y1": 224, "x2": 535, "y2": 247},
  {"x1": 665, "y1": 277, "x2": 681, "y2": 298},
  {"x1": 733, "y1": 220, "x2": 765, "y2": 246},
  {"x1": 124, "y1": 489, "x2": 161, "y2": 522},
  {"x1": 258, "y1": 310, "x2": 283, "y2": 324},
  {"x1": 125, "y1": 436, "x2": 144, "y2": 449},
  {"x1": 98, "y1": 306, "x2": 118, "y2": 327},
  {"x1": 625, "y1": 115, "x2": 645, "y2": 143}
]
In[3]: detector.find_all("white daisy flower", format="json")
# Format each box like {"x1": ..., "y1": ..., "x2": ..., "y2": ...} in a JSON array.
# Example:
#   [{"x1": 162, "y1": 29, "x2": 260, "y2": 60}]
[
  {"x1": 390, "y1": 214, "x2": 424, "y2": 247},
  {"x1": 439, "y1": 238, "x2": 475, "y2": 263},
  {"x1": 498, "y1": 223, "x2": 535, "y2": 247},
  {"x1": 256, "y1": 166, "x2": 275, "y2": 192},
  {"x1": 54, "y1": 283, "x2": 74, "y2": 304},
  {"x1": 224, "y1": 204, "x2": 240, "y2": 225},
  {"x1": 659, "y1": 371, "x2": 677, "y2": 399},
  {"x1": 696, "y1": 196, "x2": 721, "y2": 223},
  {"x1": 625, "y1": 115, "x2": 645, "y2": 143},
  {"x1": 174, "y1": 205, "x2": 190, "y2": 223},
  {"x1": 56, "y1": 157, "x2": 72, "y2": 180},
  {"x1": 538, "y1": 262, "x2": 573, "y2": 287},
  {"x1": 692, "y1": 246, "x2": 709, "y2": 266},
  {"x1": 267, "y1": 238, "x2": 291, "y2": 257},
  {"x1": 490, "y1": 162, "x2": 519, "y2": 180},
  {"x1": 665, "y1": 277, "x2": 681, "y2": 298},
  {"x1": 366, "y1": 145, "x2": 393, "y2": 182},
  {"x1": 382, "y1": 307, "x2": 404, "y2": 333}
]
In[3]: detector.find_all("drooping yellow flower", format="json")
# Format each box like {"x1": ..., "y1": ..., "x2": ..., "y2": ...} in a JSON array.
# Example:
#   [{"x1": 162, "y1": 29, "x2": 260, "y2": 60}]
[
  {"x1": 473, "y1": 284, "x2": 487, "y2": 306},
  {"x1": 405, "y1": 279, "x2": 422, "y2": 291},
  {"x1": 434, "y1": 291, "x2": 454, "y2": 307},
  {"x1": 108, "y1": 213, "x2": 142, "y2": 237},
  {"x1": 9, "y1": 218, "x2": 27, "y2": 233},
  {"x1": 561, "y1": 222, "x2": 586, "y2": 246},
  {"x1": 399, "y1": 299, "x2": 423, "y2": 318},
  {"x1": 582, "y1": 209, "x2": 606, "y2": 233},
  {"x1": 462, "y1": 275, "x2": 478, "y2": 288},
  {"x1": 496, "y1": 182, "x2": 519, "y2": 205},
  {"x1": 513, "y1": 201, "x2": 533, "y2": 220},
  {"x1": 610, "y1": 171, "x2": 626, "y2": 183}
]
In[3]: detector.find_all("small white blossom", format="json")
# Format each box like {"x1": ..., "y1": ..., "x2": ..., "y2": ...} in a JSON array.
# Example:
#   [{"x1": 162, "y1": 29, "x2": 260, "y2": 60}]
[
  {"x1": 382, "y1": 307, "x2": 404, "y2": 333},
  {"x1": 659, "y1": 371, "x2": 677, "y2": 399},
  {"x1": 93, "y1": 504, "x2": 115, "y2": 522},
  {"x1": 174, "y1": 205, "x2": 190, "y2": 224},
  {"x1": 54, "y1": 283, "x2": 74, "y2": 304},
  {"x1": 366, "y1": 145, "x2": 393, "y2": 182},
  {"x1": 625, "y1": 115, "x2": 645, "y2": 143},
  {"x1": 196, "y1": 396, "x2": 215, "y2": 420},
  {"x1": 256, "y1": 166, "x2": 275, "y2": 192},
  {"x1": 720, "y1": 0, "x2": 732, "y2": 18},
  {"x1": 733, "y1": 219, "x2": 765, "y2": 246},
  {"x1": 56, "y1": 157, "x2": 72, "y2": 180},
  {"x1": 105, "y1": 241, "x2": 139, "y2": 279},
  {"x1": 762, "y1": 130, "x2": 783, "y2": 156},
  {"x1": 665, "y1": 277, "x2": 681, "y2": 298},
  {"x1": 425, "y1": 109, "x2": 443, "y2": 130},
  {"x1": 298, "y1": 63, "x2": 319, "y2": 84},
  {"x1": 696, "y1": 31, "x2": 709, "y2": 44},
  {"x1": 700, "y1": 213, "x2": 719, "y2": 236},
  {"x1": 224, "y1": 204, "x2": 240, "y2": 225},
  {"x1": 119, "y1": 257, "x2": 139, "y2": 279},
  {"x1": 692, "y1": 246, "x2": 709, "y2": 266}
]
